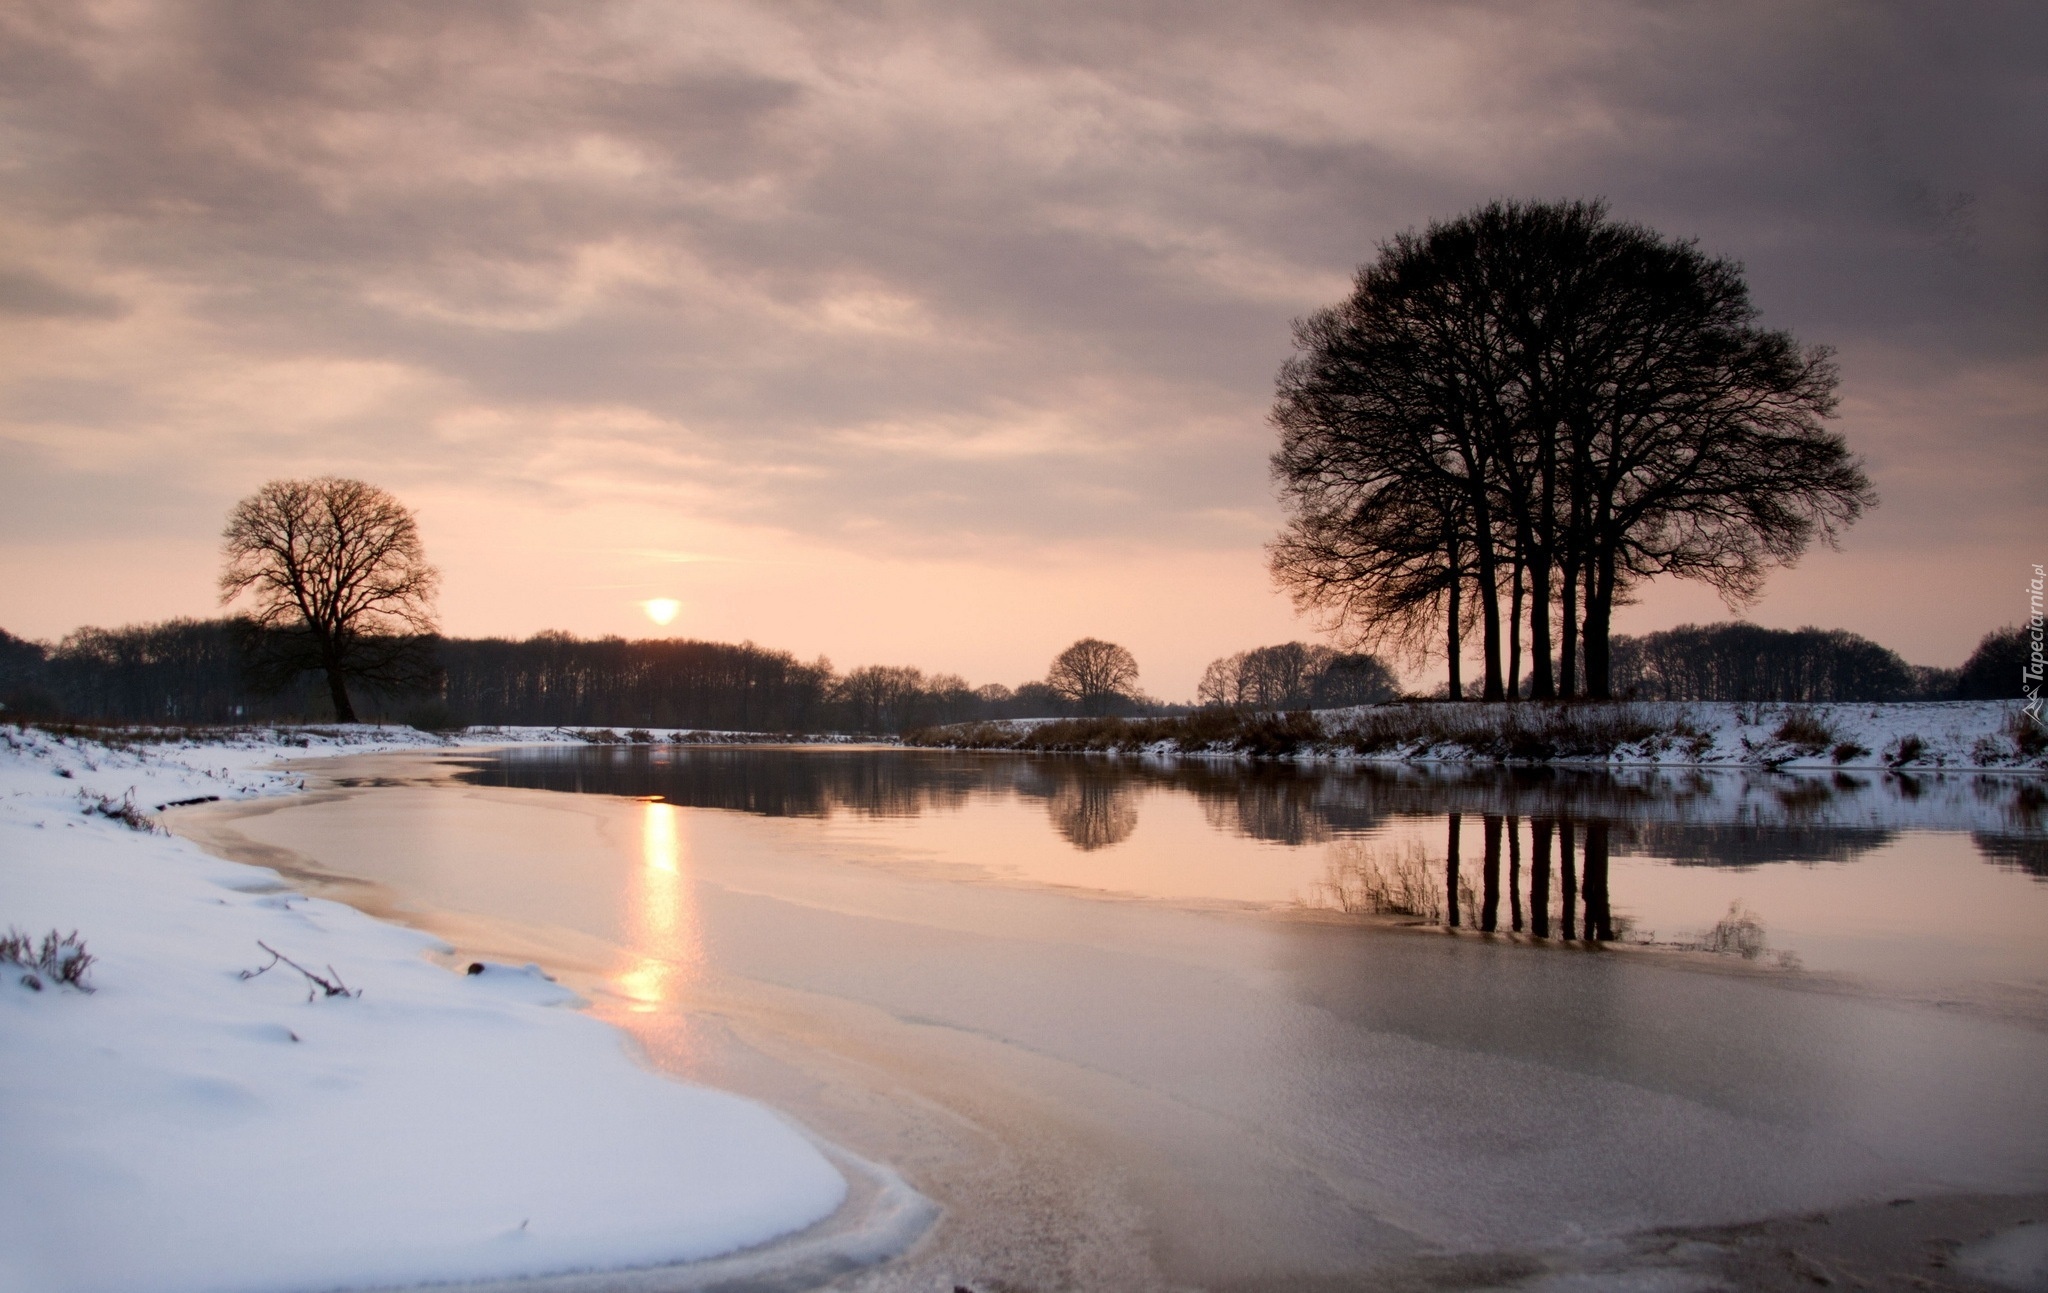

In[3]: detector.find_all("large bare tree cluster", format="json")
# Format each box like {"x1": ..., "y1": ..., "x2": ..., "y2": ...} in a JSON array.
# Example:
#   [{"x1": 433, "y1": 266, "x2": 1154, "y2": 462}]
[{"x1": 1270, "y1": 201, "x2": 1874, "y2": 700}]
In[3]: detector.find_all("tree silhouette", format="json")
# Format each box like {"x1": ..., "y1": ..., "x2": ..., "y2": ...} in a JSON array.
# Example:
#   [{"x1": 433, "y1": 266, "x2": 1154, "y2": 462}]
[
  {"x1": 220, "y1": 477, "x2": 439, "y2": 723},
  {"x1": 1272, "y1": 200, "x2": 1871, "y2": 698},
  {"x1": 1046, "y1": 638, "x2": 1139, "y2": 717}
]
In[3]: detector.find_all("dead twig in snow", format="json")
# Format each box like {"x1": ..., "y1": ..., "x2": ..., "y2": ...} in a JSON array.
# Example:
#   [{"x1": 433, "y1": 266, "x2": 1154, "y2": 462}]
[{"x1": 240, "y1": 940, "x2": 359, "y2": 1001}]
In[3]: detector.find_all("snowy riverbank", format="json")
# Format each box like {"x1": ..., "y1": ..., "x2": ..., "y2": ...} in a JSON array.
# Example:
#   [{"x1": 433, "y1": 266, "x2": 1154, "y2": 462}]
[
  {"x1": 0, "y1": 725, "x2": 872, "y2": 1293},
  {"x1": 911, "y1": 699, "x2": 2048, "y2": 772}
]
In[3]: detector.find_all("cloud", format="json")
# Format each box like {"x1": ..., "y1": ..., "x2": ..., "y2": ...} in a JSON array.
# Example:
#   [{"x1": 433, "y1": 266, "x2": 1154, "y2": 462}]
[
  {"x1": 0, "y1": 0, "x2": 2040, "y2": 677},
  {"x1": 0, "y1": 266, "x2": 124, "y2": 319}
]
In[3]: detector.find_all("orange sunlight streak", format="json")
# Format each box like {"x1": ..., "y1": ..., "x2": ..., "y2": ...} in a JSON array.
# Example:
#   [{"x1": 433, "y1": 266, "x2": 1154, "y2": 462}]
[{"x1": 614, "y1": 801, "x2": 703, "y2": 1031}]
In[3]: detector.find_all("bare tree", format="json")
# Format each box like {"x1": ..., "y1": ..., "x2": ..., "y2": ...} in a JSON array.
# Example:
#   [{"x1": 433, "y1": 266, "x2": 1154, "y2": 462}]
[
  {"x1": 1272, "y1": 201, "x2": 1870, "y2": 700},
  {"x1": 1046, "y1": 638, "x2": 1139, "y2": 716},
  {"x1": 1200, "y1": 642, "x2": 1400, "y2": 710},
  {"x1": 1197, "y1": 653, "x2": 1250, "y2": 709},
  {"x1": 835, "y1": 664, "x2": 925, "y2": 732},
  {"x1": 1270, "y1": 264, "x2": 1508, "y2": 697},
  {"x1": 220, "y1": 477, "x2": 440, "y2": 723}
]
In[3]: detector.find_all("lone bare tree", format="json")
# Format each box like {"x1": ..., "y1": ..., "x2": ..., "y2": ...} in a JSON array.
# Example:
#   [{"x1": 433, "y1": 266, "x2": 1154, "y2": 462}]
[
  {"x1": 1046, "y1": 638, "x2": 1139, "y2": 716},
  {"x1": 220, "y1": 477, "x2": 440, "y2": 723}
]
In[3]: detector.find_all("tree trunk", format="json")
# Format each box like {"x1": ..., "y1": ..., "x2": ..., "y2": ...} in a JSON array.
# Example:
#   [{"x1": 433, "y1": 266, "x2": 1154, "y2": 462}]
[
  {"x1": 1507, "y1": 550, "x2": 1525, "y2": 701},
  {"x1": 1507, "y1": 816, "x2": 1523, "y2": 932},
  {"x1": 1473, "y1": 512, "x2": 1505, "y2": 702},
  {"x1": 1529, "y1": 817, "x2": 1552, "y2": 937},
  {"x1": 1584, "y1": 818, "x2": 1612, "y2": 940},
  {"x1": 1584, "y1": 544, "x2": 1616, "y2": 699},
  {"x1": 1559, "y1": 552, "x2": 1579, "y2": 699},
  {"x1": 1530, "y1": 439, "x2": 1557, "y2": 700},
  {"x1": 1444, "y1": 813, "x2": 1462, "y2": 928},
  {"x1": 324, "y1": 665, "x2": 357, "y2": 724},
  {"x1": 1480, "y1": 814, "x2": 1502, "y2": 932},
  {"x1": 1559, "y1": 818, "x2": 1577, "y2": 940},
  {"x1": 1445, "y1": 531, "x2": 1464, "y2": 701}
]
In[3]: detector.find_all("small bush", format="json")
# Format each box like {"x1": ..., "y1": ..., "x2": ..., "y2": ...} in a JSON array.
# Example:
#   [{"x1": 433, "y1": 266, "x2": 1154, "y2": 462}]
[
  {"x1": 2009, "y1": 709, "x2": 2047, "y2": 758},
  {"x1": 1830, "y1": 740, "x2": 1870, "y2": 765},
  {"x1": 624, "y1": 729, "x2": 655, "y2": 744},
  {"x1": 1691, "y1": 902, "x2": 1768, "y2": 961},
  {"x1": 1312, "y1": 840, "x2": 1442, "y2": 920},
  {"x1": 79, "y1": 790, "x2": 161, "y2": 833},
  {"x1": 1772, "y1": 711, "x2": 1836, "y2": 755},
  {"x1": 2, "y1": 927, "x2": 96, "y2": 992},
  {"x1": 1887, "y1": 734, "x2": 1927, "y2": 767}
]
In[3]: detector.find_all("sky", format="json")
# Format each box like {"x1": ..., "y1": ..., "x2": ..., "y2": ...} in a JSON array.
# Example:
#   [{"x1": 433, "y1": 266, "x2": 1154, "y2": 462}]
[{"x1": 1, "y1": 0, "x2": 2042, "y2": 699}]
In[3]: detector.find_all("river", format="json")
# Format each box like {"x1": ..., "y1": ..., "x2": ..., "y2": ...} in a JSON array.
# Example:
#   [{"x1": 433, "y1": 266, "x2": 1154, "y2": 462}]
[{"x1": 173, "y1": 745, "x2": 2048, "y2": 1291}]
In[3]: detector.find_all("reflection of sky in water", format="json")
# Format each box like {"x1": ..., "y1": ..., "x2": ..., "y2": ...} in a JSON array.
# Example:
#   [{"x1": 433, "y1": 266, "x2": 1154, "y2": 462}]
[
  {"x1": 209, "y1": 758, "x2": 2048, "y2": 1268},
  {"x1": 457, "y1": 749, "x2": 2048, "y2": 991},
  {"x1": 617, "y1": 801, "x2": 702, "y2": 1017}
]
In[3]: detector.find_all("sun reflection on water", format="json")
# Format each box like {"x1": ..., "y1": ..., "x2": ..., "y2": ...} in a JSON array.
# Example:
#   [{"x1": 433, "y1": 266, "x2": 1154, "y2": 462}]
[{"x1": 615, "y1": 801, "x2": 703, "y2": 1017}]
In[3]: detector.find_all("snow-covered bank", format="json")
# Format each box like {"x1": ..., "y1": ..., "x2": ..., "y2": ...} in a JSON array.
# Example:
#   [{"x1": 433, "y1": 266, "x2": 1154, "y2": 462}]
[
  {"x1": 0, "y1": 725, "x2": 865, "y2": 1293},
  {"x1": 913, "y1": 700, "x2": 2048, "y2": 772}
]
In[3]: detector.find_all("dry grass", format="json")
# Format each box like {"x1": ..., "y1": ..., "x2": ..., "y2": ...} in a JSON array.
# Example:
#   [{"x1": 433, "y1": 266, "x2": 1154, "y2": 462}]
[
  {"x1": 1887, "y1": 733, "x2": 1927, "y2": 766},
  {"x1": 907, "y1": 702, "x2": 1709, "y2": 763},
  {"x1": 906, "y1": 709, "x2": 1326, "y2": 756},
  {"x1": 1310, "y1": 839, "x2": 1443, "y2": 920},
  {"x1": 1771, "y1": 711, "x2": 1837, "y2": 755},
  {"x1": 27, "y1": 721, "x2": 259, "y2": 748},
  {"x1": 1330, "y1": 702, "x2": 1691, "y2": 760},
  {"x1": 2009, "y1": 708, "x2": 2047, "y2": 758},
  {"x1": 79, "y1": 790, "x2": 162, "y2": 833},
  {"x1": 1691, "y1": 901, "x2": 1768, "y2": 960},
  {"x1": 2, "y1": 927, "x2": 96, "y2": 992}
]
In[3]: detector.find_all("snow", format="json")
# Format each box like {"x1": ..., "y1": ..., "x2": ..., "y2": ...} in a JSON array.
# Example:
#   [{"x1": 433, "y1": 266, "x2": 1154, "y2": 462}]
[
  {"x1": 1308, "y1": 699, "x2": 2045, "y2": 771},
  {"x1": 0, "y1": 724, "x2": 853, "y2": 1293},
  {"x1": 1959, "y1": 1221, "x2": 2048, "y2": 1292}
]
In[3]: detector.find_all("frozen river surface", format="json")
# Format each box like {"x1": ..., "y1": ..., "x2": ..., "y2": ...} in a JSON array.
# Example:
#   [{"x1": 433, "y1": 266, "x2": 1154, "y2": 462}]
[{"x1": 181, "y1": 747, "x2": 2048, "y2": 1290}]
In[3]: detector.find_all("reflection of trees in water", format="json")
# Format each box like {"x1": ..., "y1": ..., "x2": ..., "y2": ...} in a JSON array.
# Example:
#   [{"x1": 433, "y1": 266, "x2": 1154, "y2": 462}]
[
  {"x1": 1016, "y1": 763, "x2": 1142, "y2": 851},
  {"x1": 1195, "y1": 774, "x2": 1333, "y2": 846},
  {"x1": 1622, "y1": 824, "x2": 1897, "y2": 866},
  {"x1": 1313, "y1": 838, "x2": 1442, "y2": 919},
  {"x1": 1046, "y1": 777, "x2": 1139, "y2": 851},
  {"x1": 457, "y1": 747, "x2": 2043, "y2": 879},
  {"x1": 1997, "y1": 780, "x2": 2046, "y2": 836},
  {"x1": 1974, "y1": 834, "x2": 2048, "y2": 877},
  {"x1": 456, "y1": 746, "x2": 987, "y2": 818},
  {"x1": 1324, "y1": 813, "x2": 1617, "y2": 941}
]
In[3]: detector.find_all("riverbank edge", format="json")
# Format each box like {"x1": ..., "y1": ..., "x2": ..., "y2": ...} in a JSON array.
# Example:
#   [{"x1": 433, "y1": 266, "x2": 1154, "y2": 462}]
[
  {"x1": 0, "y1": 724, "x2": 937, "y2": 1293},
  {"x1": 19, "y1": 699, "x2": 2045, "y2": 773},
  {"x1": 149, "y1": 738, "x2": 2048, "y2": 1292},
  {"x1": 904, "y1": 699, "x2": 2048, "y2": 773}
]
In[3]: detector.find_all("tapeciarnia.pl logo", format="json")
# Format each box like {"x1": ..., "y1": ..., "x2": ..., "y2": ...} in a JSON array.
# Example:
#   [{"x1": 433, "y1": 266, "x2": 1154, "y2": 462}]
[{"x1": 2026, "y1": 564, "x2": 2045, "y2": 728}]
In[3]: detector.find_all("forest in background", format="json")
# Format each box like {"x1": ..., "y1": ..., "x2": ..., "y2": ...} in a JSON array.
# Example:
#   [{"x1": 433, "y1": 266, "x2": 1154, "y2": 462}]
[{"x1": 0, "y1": 617, "x2": 2025, "y2": 734}]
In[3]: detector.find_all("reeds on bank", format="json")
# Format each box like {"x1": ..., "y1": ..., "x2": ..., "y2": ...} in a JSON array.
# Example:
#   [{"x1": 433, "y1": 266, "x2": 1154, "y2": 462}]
[{"x1": 903, "y1": 701, "x2": 1713, "y2": 762}]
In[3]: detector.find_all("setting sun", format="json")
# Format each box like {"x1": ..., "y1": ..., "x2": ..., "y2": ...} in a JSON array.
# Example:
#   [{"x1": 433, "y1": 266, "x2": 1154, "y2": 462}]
[{"x1": 641, "y1": 598, "x2": 680, "y2": 626}]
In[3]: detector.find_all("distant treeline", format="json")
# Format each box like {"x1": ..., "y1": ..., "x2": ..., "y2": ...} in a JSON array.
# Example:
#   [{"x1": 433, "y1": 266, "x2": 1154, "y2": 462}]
[
  {"x1": 0, "y1": 619, "x2": 1131, "y2": 732},
  {"x1": 1610, "y1": 624, "x2": 1935, "y2": 703},
  {"x1": 1608, "y1": 622, "x2": 2021, "y2": 703},
  {"x1": 0, "y1": 616, "x2": 2026, "y2": 732}
]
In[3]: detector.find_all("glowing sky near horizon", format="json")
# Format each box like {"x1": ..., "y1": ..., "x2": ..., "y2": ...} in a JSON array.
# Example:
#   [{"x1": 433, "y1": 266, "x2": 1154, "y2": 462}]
[{"x1": 1, "y1": 1, "x2": 2041, "y2": 698}]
